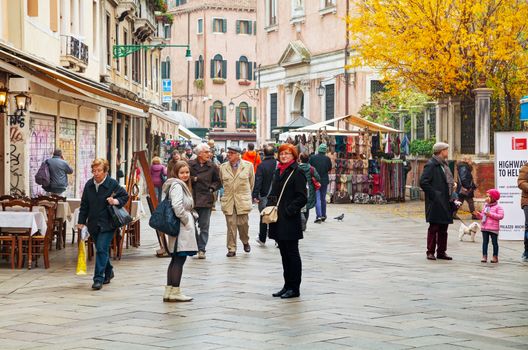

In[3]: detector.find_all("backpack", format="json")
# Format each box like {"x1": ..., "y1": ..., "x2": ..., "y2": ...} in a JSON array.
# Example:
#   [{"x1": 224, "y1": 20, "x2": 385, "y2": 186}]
[{"x1": 35, "y1": 160, "x2": 51, "y2": 188}]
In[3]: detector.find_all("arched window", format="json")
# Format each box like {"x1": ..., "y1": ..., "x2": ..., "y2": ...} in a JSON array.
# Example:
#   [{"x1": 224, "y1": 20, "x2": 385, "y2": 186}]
[
  {"x1": 236, "y1": 56, "x2": 252, "y2": 80},
  {"x1": 236, "y1": 102, "x2": 252, "y2": 128},
  {"x1": 210, "y1": 101, "x2": 226, "y2": 128},
  {"x1": 195, "y1": 55, "x2": 204, "y2": 79},
  {"x1": 211, "y1": 54, "x2": 226, "y2": 79}
]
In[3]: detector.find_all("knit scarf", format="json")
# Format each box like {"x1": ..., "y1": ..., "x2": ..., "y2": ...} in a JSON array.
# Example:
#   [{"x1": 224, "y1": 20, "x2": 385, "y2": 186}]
[
  {"x1": 433, "y1": 155, "x2": 454, "y2": 195},
  {"x1": 278, "y1": 160, "x2": 295, "y2": 175}
]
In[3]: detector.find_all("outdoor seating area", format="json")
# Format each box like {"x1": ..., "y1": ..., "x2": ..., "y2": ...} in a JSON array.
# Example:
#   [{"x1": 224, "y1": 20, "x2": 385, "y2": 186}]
[{"x1": 0, "y1": 194, "x2": 145, "y2": 269}]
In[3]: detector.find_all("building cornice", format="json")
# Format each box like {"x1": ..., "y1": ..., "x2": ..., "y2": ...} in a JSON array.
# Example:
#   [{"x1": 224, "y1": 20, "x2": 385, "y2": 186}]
[{"x1": 168, "y1": 2, "x2": 255, "y2": 15}]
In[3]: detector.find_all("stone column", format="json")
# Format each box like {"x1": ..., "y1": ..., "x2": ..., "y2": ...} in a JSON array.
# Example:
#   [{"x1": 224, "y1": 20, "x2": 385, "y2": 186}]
[
  {"x1": 448, "y1": 96, "x2": 460, "y2": 158},
  {"x1": 474, "y1": 88, "x2": 493, "y2": 157},
  {"x1": 301, "y1": 80, "x2": 310, "y2": 120},
  {"x1": 410, "y1": 112, "x2": 416, "y2": 141},
  {"x1": 61, "y1": 0, "x2": 70, "y2": 36},
  {"x1": 424, "y1": 107, "x2": 430, "y2": 139},
  {"x1": 435, "y1": 99, "x2": 448, "y2": 143},
  {"x1": 71, "y1": 0, "x2": 79, "y2": 36},
  {"x1": 285, "y1": 84, "x2": 292, "y2": 122}
]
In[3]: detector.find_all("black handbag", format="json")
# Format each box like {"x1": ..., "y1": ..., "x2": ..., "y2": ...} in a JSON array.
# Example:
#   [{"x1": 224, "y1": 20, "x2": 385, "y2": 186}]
[
  {"x1": 149, "y1": 197, "x2": 181, "y2": 237},
  {"x1": 108, "y1": 205, "x2": 133, "y2": 228}
]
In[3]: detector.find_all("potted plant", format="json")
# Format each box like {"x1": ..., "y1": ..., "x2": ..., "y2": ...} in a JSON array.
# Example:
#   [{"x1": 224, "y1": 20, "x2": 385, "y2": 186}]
[
  {"x1": 212, "y1": 78, "x2": 225, "y2": 85},
  {"x1": 194, "y1": 79, "x2": 204, "y2": 89}
]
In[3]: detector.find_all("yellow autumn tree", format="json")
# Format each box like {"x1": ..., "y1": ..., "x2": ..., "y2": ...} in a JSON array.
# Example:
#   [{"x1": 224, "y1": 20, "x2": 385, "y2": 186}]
[{"x1": 347, "y1": 0, "x2": 528, "y2": 129}]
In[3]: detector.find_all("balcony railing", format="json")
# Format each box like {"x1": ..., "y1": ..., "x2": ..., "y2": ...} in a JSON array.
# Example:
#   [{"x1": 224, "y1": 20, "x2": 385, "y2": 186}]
[{"x1": 60, "y1": 35, "x2": 89, "y2": 68}]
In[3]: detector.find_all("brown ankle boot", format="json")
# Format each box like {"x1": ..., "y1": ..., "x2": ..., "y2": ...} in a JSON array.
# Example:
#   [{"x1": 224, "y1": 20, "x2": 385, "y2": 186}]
[
  {"x1": 490, "y1": 256, "x2": 498, "y2": 263},
  {"x1": 481, "y1": 255, "x2": 487, "y2": 263}
]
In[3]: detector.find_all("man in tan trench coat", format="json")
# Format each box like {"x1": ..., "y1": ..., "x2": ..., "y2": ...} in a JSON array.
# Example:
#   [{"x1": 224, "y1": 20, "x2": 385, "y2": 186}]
[{"x1": 219, "y1": 146, "x2": 255, "y2": 257}]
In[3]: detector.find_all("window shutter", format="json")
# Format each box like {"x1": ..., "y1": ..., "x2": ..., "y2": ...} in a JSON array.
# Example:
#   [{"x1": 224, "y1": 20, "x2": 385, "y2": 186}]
[
  {"x1": 236, "y1": 20, "x2": 240, "y2": 34},
  {"x1": 247, "y1": 62, "x2": 253, "y2": 81},
  {"x1": 236, "y1": 107, "x2": 240, "y2": 128},
  {"x1": 253, "y1": 62, "x2": 257, "y2": 81},
  {"x1": 222, "y1": 107, "x2": 226, "y2": 126},
  {"x1": 248, "y1": 21, "x2": 252, "y2": 35},
  {"x1": 222, "y1": 60, "x2": 227, "y2": 79},
  {"x1": 253, "y1": 107, "x2": 257, "y2": 121},
  {"x1": 222, "y1": 19, "x2": 227, "y2": 33},
  {"x1": 210, "y1": 106, "x2": 214, "y2": 125},
  {"x1": 212, "y1": 19, "x2": 216, "y2": 32},
  {"x1": 195, "y1": 61, "x2": 199, "y2": 80},
  {"x1": 210, "y1": 60, "x2": 215, "y2": 78},
  {"x1": 248, "y1": 107, "x2": 252, "y2": 124},
  {"x1": 236, "y1": 61, "x2": 240, "y2": 80},
  {"x1": 253, "y1": 21, "x2": 257, "y2": 35}
]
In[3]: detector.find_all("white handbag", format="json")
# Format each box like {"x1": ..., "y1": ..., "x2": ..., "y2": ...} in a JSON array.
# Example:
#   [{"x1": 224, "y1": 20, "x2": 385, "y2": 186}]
[{"x1": 260, "y1": 169, "x2": 296, "y2": 224}]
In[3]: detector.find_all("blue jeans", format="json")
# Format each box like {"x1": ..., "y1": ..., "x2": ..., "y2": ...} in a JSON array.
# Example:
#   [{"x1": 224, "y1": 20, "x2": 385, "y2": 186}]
[
  {"x1": 482, "y1": 231, "x2": 499, "y2": 257},
  {"x1": 92, "y1": 230, "x2": 114, "y2": 283},
  {"x1": 195, "y1": 207, "x2": 211, "y2": 252},
  {"x1": 315, "y1": 184, "x2": 328, "y2": 218}
]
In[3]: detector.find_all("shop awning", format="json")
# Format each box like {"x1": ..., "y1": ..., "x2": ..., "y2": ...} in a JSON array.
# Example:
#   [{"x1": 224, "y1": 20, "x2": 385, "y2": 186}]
[
  {"x1": 345, "y1": 115, "x2": 401, "y2": 133},
  {"x1": 149, "y1": 108, "x2": 179, "y2": 139},
  {"x1": 0, "y1": 45, "x2": 148, "y2": 117},
  {"x1": 179, "y1": 125, "x2": 202, "y2": 144}
]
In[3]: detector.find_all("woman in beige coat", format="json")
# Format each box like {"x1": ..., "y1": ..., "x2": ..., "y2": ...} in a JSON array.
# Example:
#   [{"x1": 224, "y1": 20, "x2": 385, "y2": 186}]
[{"x1": 162, "y1": 160, "x2": 199, "y2": 302}]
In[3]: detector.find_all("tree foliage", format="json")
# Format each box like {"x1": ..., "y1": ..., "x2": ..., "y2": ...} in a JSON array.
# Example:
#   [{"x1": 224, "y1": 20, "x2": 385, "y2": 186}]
[{"x1": 347, "y1": 0, "x2": 528, "y2": 129}]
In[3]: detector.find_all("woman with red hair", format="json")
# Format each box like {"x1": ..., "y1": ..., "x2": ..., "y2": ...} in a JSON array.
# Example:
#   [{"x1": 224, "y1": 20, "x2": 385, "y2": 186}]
[{"x1": 267, "y1": 143, "x2": 307, "y2": 299}]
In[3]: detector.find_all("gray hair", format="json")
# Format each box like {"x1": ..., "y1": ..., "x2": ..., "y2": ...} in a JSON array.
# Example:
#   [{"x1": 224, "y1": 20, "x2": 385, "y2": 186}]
[{"x1": 194, "y1": 143, "x2": 210, "y2": 155}]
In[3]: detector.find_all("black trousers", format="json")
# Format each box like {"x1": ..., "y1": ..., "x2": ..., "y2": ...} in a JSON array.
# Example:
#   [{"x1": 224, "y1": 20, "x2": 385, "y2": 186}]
[
  {"x1": 524, "y1": 206, "x2": 528, "y2": 255},
  {"x1": 277, "y1": 240, "x2": 302, "y2": 293}
]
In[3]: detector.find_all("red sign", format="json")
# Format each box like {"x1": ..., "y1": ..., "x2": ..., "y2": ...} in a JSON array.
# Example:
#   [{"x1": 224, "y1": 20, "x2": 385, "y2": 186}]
[{"x1": 512, "y1": 137, "x2": 527, "y2": 150}]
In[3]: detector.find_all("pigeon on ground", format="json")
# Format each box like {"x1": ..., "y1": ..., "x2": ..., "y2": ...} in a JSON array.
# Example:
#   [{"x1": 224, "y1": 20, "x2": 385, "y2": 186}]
[{"x1": 334, "y1": 213, "x2": 344, "y2": 221}]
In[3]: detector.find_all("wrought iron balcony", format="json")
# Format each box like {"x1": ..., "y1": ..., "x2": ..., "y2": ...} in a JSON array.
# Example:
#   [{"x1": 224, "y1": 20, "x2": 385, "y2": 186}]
[{"x1": 60, "y1": 35, "x2": 89, "y2": 72}]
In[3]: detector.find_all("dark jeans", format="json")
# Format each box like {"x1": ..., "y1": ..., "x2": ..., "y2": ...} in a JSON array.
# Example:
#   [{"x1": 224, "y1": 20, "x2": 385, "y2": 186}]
[
  {"x1": 155, "y1": 186, "x2": 163, "y2": 201},
  {"x1": 524, "y1": 206, "x2": 528, "y2": 256},
  {"x1": 482, "y1": 231, "x2": 499, "y2": 257},
  {"x1": 277, "y1": 240, "x2": 302, "y2": 293},
  {"x1": 195, "y1": 207, "x2": 212, "y2": 252},
  {"x1": 427, "y1": 223, "x2": 449, "y2": 256},
  {"x1": 315, "y1": 184, "x2": 328, "y2": 218},
  {"x1": 258, "y1": 196, "x2": 269, "y2": 243},
  {"x1": 92, "y1": 230, "x2": 114, "y2": 283}
]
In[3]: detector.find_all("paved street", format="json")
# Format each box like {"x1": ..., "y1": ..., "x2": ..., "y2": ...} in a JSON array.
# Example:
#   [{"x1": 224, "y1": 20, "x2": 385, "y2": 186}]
[{"x1": 1, "y1": 202, "x2": 527, "y2": 350}]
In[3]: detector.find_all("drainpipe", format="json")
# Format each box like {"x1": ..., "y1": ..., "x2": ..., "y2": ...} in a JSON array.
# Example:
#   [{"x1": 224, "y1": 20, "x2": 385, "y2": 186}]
[
  {"x1": 344, "y1": 0, "x2": 350, "y2": 116},
  {"x1": 186, "y1": 12, "x2": 190, "y2": 113}
]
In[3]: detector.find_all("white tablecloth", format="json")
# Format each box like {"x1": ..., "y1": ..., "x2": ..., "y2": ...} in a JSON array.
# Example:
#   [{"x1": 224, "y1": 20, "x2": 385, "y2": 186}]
[
  {"x1": 0, "y1": 211, "x2": 47, "y2": 235},
  {"x1": 66, "y1": 198, "x2": 81, "y2": 212}
]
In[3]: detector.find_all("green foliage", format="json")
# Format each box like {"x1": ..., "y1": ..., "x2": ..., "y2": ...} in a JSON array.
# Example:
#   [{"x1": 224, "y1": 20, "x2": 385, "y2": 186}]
[
  {"x1": 409, "y1": 139, "x2": 436, "y2": 158},
  {"x1": 194, "y1": 79, "x2": 204, "y2": 90}
]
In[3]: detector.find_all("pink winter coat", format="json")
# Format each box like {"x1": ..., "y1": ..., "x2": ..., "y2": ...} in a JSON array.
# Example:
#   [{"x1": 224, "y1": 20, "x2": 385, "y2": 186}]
[
  {"x1": 150, "y1": 164, "x2": 167, "y2": 188},
  {"x1": 476, "y1": 202, "x2": 504, "y2": 233}
]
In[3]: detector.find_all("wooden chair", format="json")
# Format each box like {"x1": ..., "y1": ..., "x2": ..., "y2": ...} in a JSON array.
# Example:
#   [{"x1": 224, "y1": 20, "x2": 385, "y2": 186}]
[
  {"x1": 2, "y1": 199, "x2": 33, "y2": 212},
  {"x1": 1, "y1": 200, "x2": 33, "y2": 269},
  {"x1": 17, "y1": 201, "x2": 57, "y2": 269},
  {"x1": 36, "y1": 195, "x2": 65, "y2": 249},
  {"x1": 0, "y1": 234, "x2": 17, "y2": 269},
  {"x1": 0, "y1": 195, "x2": 15, "y2": 202}
]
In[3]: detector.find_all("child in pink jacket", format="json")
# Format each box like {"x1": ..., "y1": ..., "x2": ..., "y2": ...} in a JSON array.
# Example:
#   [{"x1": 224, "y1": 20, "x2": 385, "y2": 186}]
[{"x1": 475, "y1": 189, "x2": 504, "y2": 263}]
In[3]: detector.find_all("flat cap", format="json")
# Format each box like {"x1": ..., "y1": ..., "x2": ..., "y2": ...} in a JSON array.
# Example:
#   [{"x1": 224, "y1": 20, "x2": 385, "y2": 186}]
[
  {"x1": 227, "y1": 146, "x2": 242, "y2": 153},
  {"x1": 433, "y1": 142, "x2": 449, "y2": 154}
]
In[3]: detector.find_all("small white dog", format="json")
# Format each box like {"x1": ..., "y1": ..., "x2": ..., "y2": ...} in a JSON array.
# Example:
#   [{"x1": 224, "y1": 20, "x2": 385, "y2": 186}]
[{"x1": 458, "y1": 222, "x2": 480, "y2": 242}]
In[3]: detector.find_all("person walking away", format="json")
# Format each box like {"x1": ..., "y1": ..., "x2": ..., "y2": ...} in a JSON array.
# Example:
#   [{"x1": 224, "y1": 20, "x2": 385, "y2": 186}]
[
  {"x1": 219, "y1": 146, "x2": 255, "y2": 257},
  {"x1": 184, "y1": 145, "x2": 197, "y2": 161},
  {"x1": 252, "y1": 145, "x2": 277, "y2": 246},
  {"x1": 419, "y1": 142, "x2": 455, "y2": 261},
  {"x1": 518, "y1": 162, "x2": 528, "y2": 262},
  {"x1": 268, "y1": 144, "x2": 307, "y2": 299},
  {"x1": 163, "y1": 161, "x2": 199, "y2": 302},
  {"x1": 474, "y1": 189, "x2": 504, "y2": 263},
  {"x1": 167, "y1": 150, "x2": 181, "y2": 176},
  {"x1": 188, "y1": 144, "x2": 221, "y2": 259},
  {"x1": 77, "y1": 158, "x2": 128, "y2": 290},
  {"x1": 298, "y1": 152, "x2": 320, "y2": 231},
  {"x1": 401, "y1": 155, "x2": 411, "y2": 189},
  {"x1": 455, "y1": 156, "x2": 478, "y2": 219},
  {"x1": 242, "y1": 143, "x2": 262, "y2": 173},
  {"x1": 309, "y1": 144, "x2": 332, "y2": 223},
  {"x1": 150, "y1": 157, "x2": 167, "y2": 201},
  {"x1": 45, "y1": 149, "x2": 73, "y2": 195}
]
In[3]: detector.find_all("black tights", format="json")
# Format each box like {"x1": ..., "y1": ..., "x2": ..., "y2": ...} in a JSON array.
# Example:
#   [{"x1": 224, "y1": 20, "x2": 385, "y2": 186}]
[{"x1": 167, "y1": 255, "x2": 187, "y2": 287}]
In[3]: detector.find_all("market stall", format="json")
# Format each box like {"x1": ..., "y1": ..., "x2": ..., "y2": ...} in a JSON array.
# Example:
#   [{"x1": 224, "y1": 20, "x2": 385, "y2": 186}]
[{"x1": 279, "y1": 115, "x2": 407, "y2": 204}]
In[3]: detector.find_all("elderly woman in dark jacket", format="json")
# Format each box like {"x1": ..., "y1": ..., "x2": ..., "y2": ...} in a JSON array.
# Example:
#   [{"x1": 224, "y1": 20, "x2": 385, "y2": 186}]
[
  {"x1": 78, "y1": 158, "x2": 129, "y2": 290},
  {"x1": 268, "y1": 143, "x2": 307, "y2": 299}
]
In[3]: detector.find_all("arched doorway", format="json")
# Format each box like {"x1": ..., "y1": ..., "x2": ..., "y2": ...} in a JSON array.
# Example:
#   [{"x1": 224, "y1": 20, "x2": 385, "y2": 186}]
[{"x1": 292, "y1": 90, "x2": 304, "y2": 119}]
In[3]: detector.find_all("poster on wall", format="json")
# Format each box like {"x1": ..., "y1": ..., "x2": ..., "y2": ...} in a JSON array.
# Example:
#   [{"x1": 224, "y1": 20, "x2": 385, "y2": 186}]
[
  {"x1": 59, "y1": 118, "x2": 76, "y2": 197},
  {"x1": 494, "y1": 131, "x2": 527, "y2": 240},
  {"x1": 77, "y1": 122, "x2": 97, "y2": 196},
  {"x1": 29, "y1": 115, "x2": 56, "y2": 197}
]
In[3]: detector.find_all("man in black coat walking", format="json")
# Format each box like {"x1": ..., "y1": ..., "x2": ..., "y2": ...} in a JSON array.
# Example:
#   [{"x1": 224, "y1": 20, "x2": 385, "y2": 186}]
[
  {"x1": 309, "y1": 144, "x2": 332, "y2": 223},
  {"x1": 252, "y1": 145, "x2": 277, "y2": 246},
  {"x1": 420, "y1": 142, "x2": 455, "y2": 261}
]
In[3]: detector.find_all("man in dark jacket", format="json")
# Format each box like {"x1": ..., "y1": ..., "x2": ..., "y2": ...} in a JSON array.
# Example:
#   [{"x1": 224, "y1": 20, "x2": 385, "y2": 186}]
[
  {"x1": 420, "y1": 142, "x2": 455, "y2": 261},
  {"x1": 309, "y1": 143, "x2": 333, "y2": 223},
  {"x1": 46, "y1": 149, "x2": 73, "y2": 195},
  {"x1": 78, "y1": 158, "x2": 129, "y2": 290},
  {"x1": 189, "y1": 143, "x2": 221, "y2": 259},
  {"x1": 252, "y1": 145, "x2": 277, "y2": 246},
  {"x1": 455, "y1": 156, "x2": 478, "y2": 219}
]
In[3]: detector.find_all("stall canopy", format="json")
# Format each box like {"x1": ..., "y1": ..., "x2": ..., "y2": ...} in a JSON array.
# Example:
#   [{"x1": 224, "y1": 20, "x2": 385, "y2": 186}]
[
  {"x1": 179, "y1": 125, "x2": 202, "y2": 144},
  {"x1": 149, "y1": 108, "x2": 179, "y2": 139},
  {"x1": 272, "y1": 116, "x2": 314, "y2": 135},
  {"x1": 345, "y1": 115, "x2": 401, "y2": 133}
]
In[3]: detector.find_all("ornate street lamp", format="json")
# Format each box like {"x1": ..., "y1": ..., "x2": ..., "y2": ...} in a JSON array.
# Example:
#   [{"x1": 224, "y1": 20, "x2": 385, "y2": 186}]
[
  {"x1": 0, "y1": 86, "x2": 8, "y2": 113},
  {"x1": 228, "y1": 100, "x2": 235, "y2": 111},
  {"x1": 14, "y1": 92, "x2": 31, "y2": 112}
]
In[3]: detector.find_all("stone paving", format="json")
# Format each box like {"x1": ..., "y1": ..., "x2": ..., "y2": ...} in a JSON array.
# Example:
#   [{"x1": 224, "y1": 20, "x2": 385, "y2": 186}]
[{"x1": 0, "y1": 201, "x2": 527, "y2": 350}]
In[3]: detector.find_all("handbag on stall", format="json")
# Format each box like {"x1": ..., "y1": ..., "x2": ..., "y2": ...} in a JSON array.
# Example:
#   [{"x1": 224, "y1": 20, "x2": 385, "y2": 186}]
[{"x1": 261, "y1": 169, "x2": 296, "y2": 224}]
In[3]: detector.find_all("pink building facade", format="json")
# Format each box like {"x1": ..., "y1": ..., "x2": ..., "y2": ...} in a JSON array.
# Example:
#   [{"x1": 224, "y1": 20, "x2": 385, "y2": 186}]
[
  {"x1": 256, "y1": 0, "x2": 380, "y2": 144},
  {"x1": 167, "y1": 0, "x2": 257, "y2": 150}
]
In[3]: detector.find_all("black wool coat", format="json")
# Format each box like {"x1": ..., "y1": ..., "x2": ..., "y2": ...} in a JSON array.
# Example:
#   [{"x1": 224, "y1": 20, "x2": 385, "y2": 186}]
[
  {"x1": 268, "y1": 162, "x2": 307, "y2": 241},
  {"x1": 188, "y1": 159, "x2": 221, "y2": 208},
  {"x1": 456, "y1": 162, "x2": 476, "y2": 198},
  {"x1": 78, "y1": 176, "x2": 129, "y2": 235},
  {"x1": 419, "y1": 157, "x2": 453, "y2": 225},
  {"x1": 252, "y1": 156, "x2": 277, "y2": 199}
]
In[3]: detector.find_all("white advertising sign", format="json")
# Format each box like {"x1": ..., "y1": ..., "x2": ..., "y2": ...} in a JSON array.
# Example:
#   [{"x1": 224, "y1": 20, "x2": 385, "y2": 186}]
[{"x1": 494, "y1": 132, "x2": 528, "y2": 240}]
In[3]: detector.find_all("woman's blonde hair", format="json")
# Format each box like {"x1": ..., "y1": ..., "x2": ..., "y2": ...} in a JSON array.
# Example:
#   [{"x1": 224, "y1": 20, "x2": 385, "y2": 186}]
[
  {"x1": 152, "y1": 156, "x2": 162, "y2": 165},
  {"x1": 172, "y1": 160, "x2": 192, "y2": 191},
  {"x1": 91, "y1": 158, "x2": 109, "y2": 172}
]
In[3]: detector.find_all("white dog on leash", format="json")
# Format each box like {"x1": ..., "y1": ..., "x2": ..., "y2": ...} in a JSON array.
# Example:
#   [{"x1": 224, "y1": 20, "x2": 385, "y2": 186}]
[{"x1": 458, "y1": 222, "x2": 480, "y2": 242}]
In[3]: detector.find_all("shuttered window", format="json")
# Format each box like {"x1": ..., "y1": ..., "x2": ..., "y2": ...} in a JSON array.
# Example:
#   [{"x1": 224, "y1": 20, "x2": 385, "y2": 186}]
[
  {"x1": 270, "y1": 93, "x2": 278, "y2": 137},
  {"x1": 210, "y1": 101, "x2": 226, "y2": 128},
  {"x1": 211, "y1": 54, "x2": 226, "y2": 79},
  {"x1": 236, "y1": 56, "x2": 252, "y2": 80},
  {"x1": 213, "y1": 18, "x2": 227, "y2": 33},
  {"x1": 325, "y1": 84, "x2": 335, "y2": 125},
  {"x1": 236, "y1": 20, "x2": 252, "y2": 35}
]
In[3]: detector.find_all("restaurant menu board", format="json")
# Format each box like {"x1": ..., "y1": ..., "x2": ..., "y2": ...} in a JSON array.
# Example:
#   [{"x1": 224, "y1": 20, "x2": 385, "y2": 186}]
[
  {"x1": 59, "y1": 118, "x2": 76, "y2": 197},
  {"x1": 77, "y1": 122, "x2": 97, "y2": 196},
  {"x1": 29, "y1": 115, "x2": 56, "y2": 197}
]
